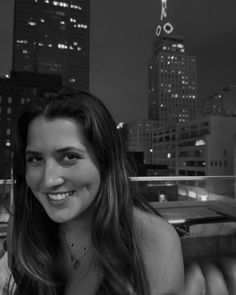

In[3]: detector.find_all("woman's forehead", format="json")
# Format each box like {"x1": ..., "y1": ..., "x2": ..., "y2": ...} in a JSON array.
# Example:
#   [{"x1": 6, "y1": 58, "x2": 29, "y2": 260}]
[{"x1": 26, "y1": 116, "x2": 88, "y2": 151}]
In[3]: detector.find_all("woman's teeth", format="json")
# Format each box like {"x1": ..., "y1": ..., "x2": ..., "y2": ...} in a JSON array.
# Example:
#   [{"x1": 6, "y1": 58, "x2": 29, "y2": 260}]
[{"x1": 48, "y1": 192, "x2": 73, "y2": 201}]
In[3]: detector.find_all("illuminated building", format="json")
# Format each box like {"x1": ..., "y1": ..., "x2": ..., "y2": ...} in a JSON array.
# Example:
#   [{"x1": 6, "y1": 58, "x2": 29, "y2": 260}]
[
  {"x1": 148, "y1": 0, "x2": 197, "y2": 125},
  {"x1": 0, "y1": 71, "x2": 62, "y2": 178},
  {"x1": 12, "y1": 0, "x2": 90, "y2": 89},
  {"x1": 201, "y1": 85, "x2": 236, "y2": 116},
  {"x1": 127, "y1": 119, "x2": 158, "y2": 164},
  {"x1": 152, "y1": 115, "x2": 236, "y2": 198}
]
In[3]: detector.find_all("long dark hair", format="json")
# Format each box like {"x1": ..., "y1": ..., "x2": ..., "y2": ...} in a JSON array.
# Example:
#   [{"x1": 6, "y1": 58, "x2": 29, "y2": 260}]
[{"x1": 11, "y1": 88, "x2": 153, "y2": 294}]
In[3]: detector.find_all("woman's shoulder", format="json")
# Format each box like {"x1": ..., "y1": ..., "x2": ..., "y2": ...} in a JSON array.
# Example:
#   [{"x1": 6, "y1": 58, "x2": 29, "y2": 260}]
[
  {"x1": 133, "y1": 206, "x2": 179, "y2": 245},
  {"x1": 133, "y1": 206, "x2": 184, "y2": 295}
]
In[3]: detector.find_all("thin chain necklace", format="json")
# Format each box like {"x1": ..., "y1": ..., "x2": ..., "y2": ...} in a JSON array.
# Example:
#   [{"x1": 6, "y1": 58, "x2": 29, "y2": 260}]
[{"x1": 62, "y1": 233, "x2": 91, "y2": 271}]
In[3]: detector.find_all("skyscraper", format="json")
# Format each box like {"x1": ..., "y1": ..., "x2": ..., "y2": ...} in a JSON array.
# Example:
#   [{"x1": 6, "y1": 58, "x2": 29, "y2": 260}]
[
  {"x1": 148, "y1": 0, "x2": 197, "y2": 126},
  {"x1": 12, "y1": 0, "x2": 90, "y2": 89}
]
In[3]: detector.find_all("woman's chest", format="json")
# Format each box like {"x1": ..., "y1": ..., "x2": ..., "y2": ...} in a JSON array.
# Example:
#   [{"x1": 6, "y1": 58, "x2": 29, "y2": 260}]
[
  {"x1": 64, "y1": 266, "x2": 100, "y2": 295},
  {"x1": 58, "y1": 250, "x2": 102, "y2": 295}
]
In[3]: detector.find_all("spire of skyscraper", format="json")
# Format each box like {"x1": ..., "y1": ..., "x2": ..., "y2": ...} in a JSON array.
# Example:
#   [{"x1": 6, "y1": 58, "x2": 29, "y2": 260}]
[
  {"x1": 148, "y1": 0, "x2": 198, "y2": 126},
  {"x1": 156, "y1": 0, "x2": 174, "y2": 36}
]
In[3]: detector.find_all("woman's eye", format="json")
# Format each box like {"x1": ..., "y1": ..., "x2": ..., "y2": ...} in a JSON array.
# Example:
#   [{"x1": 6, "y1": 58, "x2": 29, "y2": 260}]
[
  {"x1": 61, "y1": 153, "x2": 79, "y2": 162},
  {"x1": 26, "y1": 156, "x2": 43, "y2": 164}
]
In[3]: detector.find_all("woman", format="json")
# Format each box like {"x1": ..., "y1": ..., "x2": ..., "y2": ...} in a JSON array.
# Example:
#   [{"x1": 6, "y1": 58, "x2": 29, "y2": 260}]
[{"x1": 6, "y1": 88, "x2": 184, "y2": 294}]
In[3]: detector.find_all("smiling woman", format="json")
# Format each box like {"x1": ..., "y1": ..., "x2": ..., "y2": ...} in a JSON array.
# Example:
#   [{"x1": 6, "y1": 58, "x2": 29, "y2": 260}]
[
  {"x1": 4, "y1": 88, "x2": 184, "y2": 295},
  {"x1": 25, "y1": 116, "x2": 101, "y2": 224}
]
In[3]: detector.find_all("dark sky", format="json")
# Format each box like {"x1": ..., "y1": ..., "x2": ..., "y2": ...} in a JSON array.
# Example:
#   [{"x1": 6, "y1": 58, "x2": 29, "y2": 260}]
[{"x1": 0, "y1": 0, "x2": 236, "y2": 122}]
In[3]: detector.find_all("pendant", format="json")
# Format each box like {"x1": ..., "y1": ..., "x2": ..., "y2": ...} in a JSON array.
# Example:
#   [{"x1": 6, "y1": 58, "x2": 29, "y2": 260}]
[
  {"x1": 71, "y1": 255, "x2": 80, "y2": 270},
  {"x1": 74, "y1": 259, "x2": 80, "y2": 270}
]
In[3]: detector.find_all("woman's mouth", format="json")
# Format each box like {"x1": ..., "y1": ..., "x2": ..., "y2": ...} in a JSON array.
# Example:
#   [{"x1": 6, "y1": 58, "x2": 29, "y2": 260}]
[{"x1": 47, "y1": 191, "x2": 74, "y2": 201}]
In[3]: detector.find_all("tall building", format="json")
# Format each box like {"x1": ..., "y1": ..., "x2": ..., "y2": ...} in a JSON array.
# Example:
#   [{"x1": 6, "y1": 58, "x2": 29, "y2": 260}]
[
  {"x1": 0, "y1": 71, "x2": 62, "y2": 178},
  {"x1": 148, "y1": 0, "x2": 197, "y2": 126},
  {"x1": 12, "y1": 0, "x2": 90, "y2": 89}
]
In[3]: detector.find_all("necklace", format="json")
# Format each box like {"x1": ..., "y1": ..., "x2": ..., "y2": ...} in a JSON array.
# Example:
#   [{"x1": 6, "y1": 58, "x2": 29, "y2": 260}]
[{"x1": 62, "y1": 233, "x2": 91, "y2": 271}]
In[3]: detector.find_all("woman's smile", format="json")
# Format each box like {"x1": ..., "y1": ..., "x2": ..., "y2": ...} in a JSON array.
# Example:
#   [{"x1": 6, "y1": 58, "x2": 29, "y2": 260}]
[
  {"x1": 47, "y1": 191, "x2": 74, "y2": 201},
  {"x1": 25, "y1": 116, "x2": 101, "y2": 224}
]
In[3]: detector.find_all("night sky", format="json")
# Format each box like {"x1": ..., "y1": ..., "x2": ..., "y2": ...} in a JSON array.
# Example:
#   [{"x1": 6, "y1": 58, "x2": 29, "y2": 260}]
[{"x1": 0, "y1": 0, "x2": 236, "y2": 122}]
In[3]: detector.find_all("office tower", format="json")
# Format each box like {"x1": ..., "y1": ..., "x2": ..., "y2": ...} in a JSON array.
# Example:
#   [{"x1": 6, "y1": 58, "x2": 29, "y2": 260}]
[
  {"x1": 148, "y1": 0, "x2": 197, "y2": 126},
  {"x1": 0, "y1": 71, "x2": 62, "y2": 178},
  {"x1": 12, "y1": 0, "x2": 90, "y2": 89}
]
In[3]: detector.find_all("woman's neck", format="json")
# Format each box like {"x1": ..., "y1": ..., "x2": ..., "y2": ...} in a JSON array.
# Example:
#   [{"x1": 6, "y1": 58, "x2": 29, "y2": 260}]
[{"x1": 59, "y1": 212, "x2": 93, "y2": 245}]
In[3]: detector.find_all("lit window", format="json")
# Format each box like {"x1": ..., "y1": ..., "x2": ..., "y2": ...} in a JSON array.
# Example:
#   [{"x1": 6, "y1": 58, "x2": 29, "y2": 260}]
[
  {"x1": 77, "y1": 24, "x2": 87, "y2": 29},
  {"x1": 70, "y1": 4, "x2": 82, "y2": 10},
  {"x1": 195, "y1": 139, "x2": 205, "y2": 146},
  {"x1": 23, "y1": 50, "x2": 28, "y2": 54},
  {"x1": 7, "y1": 107, "x2": 12, "y2": 114},
  {"x1": 28, "y1": 21, "x2": 36, "y2": 26},
  {"x1": 17, "y1": 40, "x2": 28, "y2": 44},
  {"x1": 58, "y1": 43, "x2": 68, "y2": 49},
  {"x1": 6, "y1": 129, "x2": 11, "y2": 135},
  {"x1": 52, "y1": 1, "x2": 68, "y2": 7},
  {"x1": 6, "y1": 140, "x2": 11, "y2": 147},
  {"x1": 8, "y1": 97, "x2": 12, "y2": 103}
]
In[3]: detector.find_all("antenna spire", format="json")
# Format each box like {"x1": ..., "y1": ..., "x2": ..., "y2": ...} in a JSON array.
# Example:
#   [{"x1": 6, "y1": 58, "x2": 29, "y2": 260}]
[
  {"x1": 156, "y1": 0, "x2": 174, "y2": 36},
  {"x1": 160, "y1": 0, "x2": 167, "y2": 21}
]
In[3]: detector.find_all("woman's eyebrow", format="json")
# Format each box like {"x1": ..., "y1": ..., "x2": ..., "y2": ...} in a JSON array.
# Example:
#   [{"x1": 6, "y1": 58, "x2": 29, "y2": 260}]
[
  {"x1": 25, "y1": 149, "x2": 41, "y2": 155},
  {"x1": 56, "y1": 147, "x2": 86, "y2": 153}
]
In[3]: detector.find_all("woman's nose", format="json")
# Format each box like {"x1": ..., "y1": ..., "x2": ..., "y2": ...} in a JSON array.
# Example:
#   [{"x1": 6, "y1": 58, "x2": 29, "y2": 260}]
[{"x1": 43, "y1": 161, "x2": 64, "y2": 188}]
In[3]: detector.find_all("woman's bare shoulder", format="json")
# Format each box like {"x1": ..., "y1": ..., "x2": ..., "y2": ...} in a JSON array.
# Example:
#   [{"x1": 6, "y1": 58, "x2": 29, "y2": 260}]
[
  {"x1": 134, "y1": 207, "x2": 184, "y2": 295},
  {"x1": 134, "y1": 207, "x2": 179, "y2": 244}
]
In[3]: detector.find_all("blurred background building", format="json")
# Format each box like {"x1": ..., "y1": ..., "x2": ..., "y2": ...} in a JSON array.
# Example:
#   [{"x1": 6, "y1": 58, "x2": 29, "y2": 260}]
[
  {"x1": 12, "y1": 0, "x2": 90, "y2": 89},
  {"x1": 148, "y1": 32, "x2": 198, "y2": 125}
]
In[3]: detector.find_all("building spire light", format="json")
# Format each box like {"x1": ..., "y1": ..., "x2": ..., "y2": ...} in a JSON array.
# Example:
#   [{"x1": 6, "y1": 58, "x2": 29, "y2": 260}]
[
  {"x1": 156, "y1": 0, "x2": 174, "y2": 36},
  {"x1": 160, "y1": 0, "x2": 167, "y2": 21}
]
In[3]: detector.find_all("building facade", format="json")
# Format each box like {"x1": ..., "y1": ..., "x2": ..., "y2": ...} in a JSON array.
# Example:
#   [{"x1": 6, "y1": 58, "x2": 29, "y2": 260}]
[
  {"x1": 0, "y1": 71, "x2": 62, "y2": 178},
  {"x1": 148, "y1": 0, "x2": 198, "y2": 126},
  {"x1": 152, "y1": 115, "x2": 236, "y2": 199},
  {"x1": 12, "y1": 0, "x2": 90, "y2": 89},
  {"x1": 127, "y1": 119, "x2": 158, "y2": 164},
  {"x1": 148, "y1": 34, "x2": 198, "y2": 126},
  {"x1": 201, "y1": 85, "x2": 236, "y2": 116}
]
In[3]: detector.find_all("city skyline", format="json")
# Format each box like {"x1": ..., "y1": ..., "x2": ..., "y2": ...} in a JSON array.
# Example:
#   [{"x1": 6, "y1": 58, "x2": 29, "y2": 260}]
[{"x1": 0, "y1": 0, "x2": 236, "y2": 122}]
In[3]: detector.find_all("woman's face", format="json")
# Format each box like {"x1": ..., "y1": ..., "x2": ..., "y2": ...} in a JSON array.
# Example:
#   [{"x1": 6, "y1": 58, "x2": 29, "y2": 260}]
[{"x1": 25, "y1": 115, "x2": 101, "y2": 224}]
